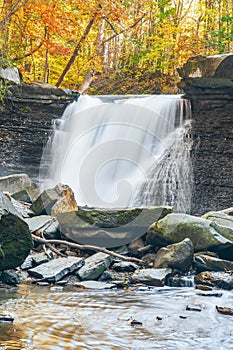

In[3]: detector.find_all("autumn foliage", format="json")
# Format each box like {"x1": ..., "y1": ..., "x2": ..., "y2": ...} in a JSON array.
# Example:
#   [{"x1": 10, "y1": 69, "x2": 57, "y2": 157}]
[{"x1": 0, "y1": 0, "x2": 233, "y2": 93}]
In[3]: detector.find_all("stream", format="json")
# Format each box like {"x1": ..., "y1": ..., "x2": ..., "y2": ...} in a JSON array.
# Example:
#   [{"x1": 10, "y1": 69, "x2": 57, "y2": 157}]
[{"x1": 0, "y1": 284, "x2": 232, "y2": 349}]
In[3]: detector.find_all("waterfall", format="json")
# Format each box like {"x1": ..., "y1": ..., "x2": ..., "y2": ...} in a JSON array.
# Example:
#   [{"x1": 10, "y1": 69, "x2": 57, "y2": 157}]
[{"x1": 40, "y1": 94, "x2": 193, "y2": 212}]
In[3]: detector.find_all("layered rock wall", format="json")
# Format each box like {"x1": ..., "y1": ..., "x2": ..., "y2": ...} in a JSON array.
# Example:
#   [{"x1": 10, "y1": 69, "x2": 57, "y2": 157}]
[
  {"x1": 180, "y1": 78, "x2": 233, "y2": 214},
  {"x1": 0, "y1": 84, "x2": 79, "y2": 180}
]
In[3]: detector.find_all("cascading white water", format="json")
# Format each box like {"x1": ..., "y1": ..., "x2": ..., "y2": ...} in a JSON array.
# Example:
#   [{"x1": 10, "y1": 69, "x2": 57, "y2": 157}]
[{"x1": 40, "y1": 94, "x2": 193, "y2": 212}]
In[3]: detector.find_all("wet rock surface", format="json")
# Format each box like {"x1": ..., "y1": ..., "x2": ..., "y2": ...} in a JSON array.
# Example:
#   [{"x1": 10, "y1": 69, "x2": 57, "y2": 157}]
[
  {"x1": 153, "y1": 238, "x2": 194, "y2": 272},
  {"x1": 31, "y1": 183, "x2": 77, "y2": 216},
  {"x1": 0, "y1": 85, "x2": 79, "y2": 180},
  {"x1": 0, "y1": 175, "x2": 233, "y2": 295},
  {"x1": 131, "y1": 268, "x2": 172, "y2": 286},
  {"x1": 193, "y1": 254, "x2": 233, "y2": 272},
  {"x1": 77, "y1": 252, "x2": 113, "y2": 281},
  {"x1": 25, "y1": 215, "x2": 60, "y2": 239},
  {"x1": 0, "y1": 191, "x2": 33, "y2": 270},
  {"x1": 28, "y1": 256, "x2": 84, "y2": 282},
  {"x1": 58, "y1": 206, "x2": 172, "y2": 248},
  {"x1": 146, "y1": 213, "x2": 233, "y2": 251},
  {"x1": 194, "y1": 271, "x2": 233, "y2": 290}
]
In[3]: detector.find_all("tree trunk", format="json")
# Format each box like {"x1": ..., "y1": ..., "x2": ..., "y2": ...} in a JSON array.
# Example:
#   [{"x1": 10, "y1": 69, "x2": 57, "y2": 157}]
[
  {"x1": 55, "y1": 15, "x2": 97, "y2": 88},
  {"x1": 78, "y1": 69, "x2": 94, "y2": 94}
]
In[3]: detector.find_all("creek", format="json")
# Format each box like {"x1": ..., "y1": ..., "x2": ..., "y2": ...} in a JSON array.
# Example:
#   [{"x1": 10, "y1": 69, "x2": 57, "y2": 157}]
[{"x1": 0, "y1": 284, "x2": 232, "y2": 349}]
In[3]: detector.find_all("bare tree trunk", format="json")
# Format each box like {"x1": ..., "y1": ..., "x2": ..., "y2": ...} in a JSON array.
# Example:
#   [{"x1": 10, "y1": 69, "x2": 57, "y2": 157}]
[
  {"x1": 43, "y1": 26, "x2": 49, "y2": 83},
  {"x1": 78, "y1": 69, "x2": 95, "y2": 94},
  {"x1": 55, "y1": 14, "x2": 97, "y2": 88}
]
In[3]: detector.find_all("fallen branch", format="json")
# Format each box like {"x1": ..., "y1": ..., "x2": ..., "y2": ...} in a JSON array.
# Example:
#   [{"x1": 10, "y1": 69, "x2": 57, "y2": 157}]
[{"x1": 31, "y1": 234, "x2": 143, "y2": 264}]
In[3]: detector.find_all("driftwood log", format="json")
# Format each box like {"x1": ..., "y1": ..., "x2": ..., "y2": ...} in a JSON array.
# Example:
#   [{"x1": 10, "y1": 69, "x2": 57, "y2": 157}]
[{"x1": 31, "y1": 234, "x2": 143, "y2": 264}]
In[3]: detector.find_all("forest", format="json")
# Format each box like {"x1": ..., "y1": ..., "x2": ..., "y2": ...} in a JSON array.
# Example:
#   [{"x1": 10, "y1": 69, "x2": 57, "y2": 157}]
[{"x1": 0, "y1": 0, "x2": 233, "y2": 93}]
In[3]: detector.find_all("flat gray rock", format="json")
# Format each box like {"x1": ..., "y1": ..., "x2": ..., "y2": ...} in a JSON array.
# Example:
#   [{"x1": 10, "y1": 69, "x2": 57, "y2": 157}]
[
  {"x1": 193, "y1": 254, "x2": 233, "y2": 272},
  {"x1": 28, "y1": 257, "x2": 84, "y2": 282},
  {"x1": 74, "y1": 280, "x2": 116, "y2": 290},
  {"x1": 25, "y1": 215, "x2": 60, "y2": 238},
  {"x1": 77, "y1": 252, "x2": 113, "y2": 281},
  {"x1": 131, "y1": 268, "x2": 172, "y2": 286}
]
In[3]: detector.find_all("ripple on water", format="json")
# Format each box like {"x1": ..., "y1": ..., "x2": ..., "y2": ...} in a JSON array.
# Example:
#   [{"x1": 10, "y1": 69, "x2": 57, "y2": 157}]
[{"x1": 0, "y1": 285, "x2": 232, "y2": 349}]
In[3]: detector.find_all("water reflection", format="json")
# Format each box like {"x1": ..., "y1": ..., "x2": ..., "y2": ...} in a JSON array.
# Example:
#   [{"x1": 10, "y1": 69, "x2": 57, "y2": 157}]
[{"x1": 0, "y1": 285, "x2": 232, "y2": 349}]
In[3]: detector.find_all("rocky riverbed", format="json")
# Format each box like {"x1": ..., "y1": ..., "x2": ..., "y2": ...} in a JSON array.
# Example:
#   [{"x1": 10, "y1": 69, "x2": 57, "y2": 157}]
[
  {"x1": 0, "y1": 173, "x2": 233, "y2": 348},
  {"x1": 0, "y1": 173, "x2": 233, "y2": 295}
]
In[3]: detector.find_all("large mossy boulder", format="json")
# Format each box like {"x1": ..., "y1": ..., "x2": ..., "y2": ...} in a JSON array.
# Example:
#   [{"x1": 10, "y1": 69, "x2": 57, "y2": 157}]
[
  {"x1": 0, "y1": 192, "x2": 33, "y2": 270},
  {"x1": 57, "y1": 206, "x2": 172, "y2": 248},
  {"x1": 202, "y1": 211, "x2": 233, "y2": 235},
  {"x1": 146, "y1": 213, "x2": 233, "y2": 252},
  {"x1": 202, "y1": 211, "x2": 233, "y2": 260}
]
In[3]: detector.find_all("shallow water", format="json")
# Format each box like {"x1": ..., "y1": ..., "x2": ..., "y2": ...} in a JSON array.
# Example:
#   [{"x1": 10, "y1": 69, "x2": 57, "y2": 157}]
[{"x1": 0, "y1": 285, "x2": 232, "y2": 349}]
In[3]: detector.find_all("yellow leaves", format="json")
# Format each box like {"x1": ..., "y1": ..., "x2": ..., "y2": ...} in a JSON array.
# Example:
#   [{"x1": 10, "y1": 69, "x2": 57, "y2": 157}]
[{"x1": 1, "y1": 0, "x2": 232, "y2": 88}]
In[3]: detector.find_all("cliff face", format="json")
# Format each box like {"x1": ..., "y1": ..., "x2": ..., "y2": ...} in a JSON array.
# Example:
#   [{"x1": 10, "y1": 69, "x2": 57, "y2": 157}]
[
  {"x1": 0, "y1": 84, "x2": 79, "y2": 180},
  {"x1": 180, "y1": 78, "x2": 233, "y2": 214}
]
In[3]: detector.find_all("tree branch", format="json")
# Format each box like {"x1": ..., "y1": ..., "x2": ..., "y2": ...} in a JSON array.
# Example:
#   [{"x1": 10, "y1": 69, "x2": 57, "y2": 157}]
[
  {"x1": 0, "y1": 0, "x2": 29, "y2": 30},
  {"x1": 103, "y1": 14, "x2": 146, "y2": 44},
  {"x1": 12, "y1": 41, "x2": 44, "y2": 61},
  {"x1": 31, "y1": 234, "x2": 143, "y2": 264},
  {"x1": 55, "y1": 14, "x2": 97, "y2": 88}
]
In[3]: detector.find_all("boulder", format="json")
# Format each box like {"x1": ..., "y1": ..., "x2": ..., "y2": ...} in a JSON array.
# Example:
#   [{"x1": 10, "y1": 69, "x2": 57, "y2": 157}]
[
  {"x1": 131, "y1": 268, "x2": 172, "y2": 286},
  {"x1": 153, "y1": 238, "x2": 194, "y2": 272},
  {"x1": 111, "y1": 261, "x2": 138, "y2": 272},
  {"x1": 58, "y1": 206, "x2": 172, "y2": 248},
  {"x1": 25, "y1": 215, "x2": 60, "y2": 239},
  {"x1": 146, "y1": 213, "x2": 233, "y2": 252},
  {"x1": 0, "y1": 66, "x2": 21, "y2": 84},
  {"x1": 202, "y1": 211, "x2": 233, "y2": 241},
  {"x1": 31, "y1": 184, "x2": 77, "y2": 216},
  {"x1": 77, "y1": 252, "x2": 113, "y2": 281},
  {"x1": 177, "y1": 54, "x2": 233, "y2": 79},
  {"x1": 194, "y1": 271, "x2": 233, "y2": 290},
  {"x1": 142, "y1": 253, "x2": 158, "y2": 268},
  {"x1": 128, "y1": 238, "x2": 145, "y2": 254},
  {"x1": 0, "y1": 173, "x2": 35, "y2": 194},
  {"x1": 0, "y1": 270, "x2": 20, "y2": 285},
  {"x1": 0, "y1": 191, "x2": 33, "y2": 270},
  {"x1": 193, "y1": 254, "x2": 233, "y2": 272},
  {"x1": 11, "y1": 189, "x2": 32, "y2": 203}
]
